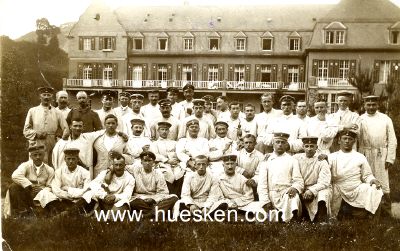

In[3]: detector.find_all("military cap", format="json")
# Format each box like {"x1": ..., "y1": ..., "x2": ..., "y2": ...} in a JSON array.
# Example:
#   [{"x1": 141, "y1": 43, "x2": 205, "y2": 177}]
[
  {"x1": 182, "y1": 83, "x2": 195, "y2": 91},
  {"x1": 273, "y1": 132, "x2": 290, "y2": 140},
  {"x1": 363, "y1": 95, "x2": 380, "y2": 102},
  {"x1": 63, "y1": 148, "x2": 80, "y2": 155},
  {"x1": 337, "y1": 91, "x2": 353, "y2": 98},
  {"x1": 102, "y1": 90, "x2": 114, "y2": 100},
  {"x1": 28, "y1": 144, "x2": 45, "y2": 152},
  {"x1": 37, "y1": 86, "x2": 54, "y2": 94},
  {"x1": 215, "y1": 121, "x2": 229, "y2": 128},
  {"x1": 130, "y1": 118, "x2": 145, "y2": 125},
  {"x1": 186, "y1": 119, "x2": 199, "y2": 127},
  {"x1": 221, "y1": 154, "x2": 237, "y2": 162},
  {"x1": 119, "y1": 92, "x2": 131, "y2": 98},
  {"x1": 158, "y1": 99, "x2": 172, "y2": 106},
  {"x1": 339, "y1": 129, "x2": 358, "y2": 139},
  {"x1": 158, "y1": 121, "x2": 172, "y2": 128},
  {"x1": 166, "y1": 87, "x2": 179, "y2": 94},
  {"x1": 130, "y1": 94, "x2": 144, "y2": 100},
  {"x1": 139, "y1": 151, "x2": 156, "y2": 160},
  {"x1": 279, "y1": 95, "x2": 295, "y2": 103},
  {"x1": 148, "y1": 89, "x2": 160, "y2": 94},
  {"x1": 301, "y1": 137, "x2": 318, "y2": 144},
  {"x1": 202, "y1": 95, "x2": 214, "y2": 103},
  {"x1": 192, "y1": 99, "x2": 206, "y2": 107}
]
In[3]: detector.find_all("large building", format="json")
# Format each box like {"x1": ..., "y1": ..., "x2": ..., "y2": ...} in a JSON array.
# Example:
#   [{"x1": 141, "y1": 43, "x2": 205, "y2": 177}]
[{"x1": 64, "y1": 0, "x2": 400, "y2": 112}]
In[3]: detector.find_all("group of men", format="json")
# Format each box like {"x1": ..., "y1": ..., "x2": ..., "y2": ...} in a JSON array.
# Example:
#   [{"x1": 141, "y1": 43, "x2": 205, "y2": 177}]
[{"x1": 4, "y1": 83, "x2": 397, "y2": 223}]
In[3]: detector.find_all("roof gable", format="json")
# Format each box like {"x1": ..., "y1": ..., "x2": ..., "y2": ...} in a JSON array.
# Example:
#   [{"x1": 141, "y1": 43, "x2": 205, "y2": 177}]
[
  {"x1": 234, "y1": 31, "x2": 247, "y2": 38},
  {"x1": 208, "y1": 31, "x2": 221, "y2": 38},
  {"x1": 391, "y1": 21, "x2": 400, "y2": 29},
  {"x1": 261, "y1": 31, "x2": 274, "y2": 38},
  {"x1": 129, "y1": 31, "x2": 144, "y2": 37},
  {"x1": 183, "y1": 31, "x2": 194, "y2": 37},
  {"x1": 288, "y1": 31, "x2": 301, "y2": 38},
  {"x1": 325, "y1": 21, "x2": 347, "y2": 30},
  {"x1": 157, "y1": 31, "x2": 169, "y2": 38}
]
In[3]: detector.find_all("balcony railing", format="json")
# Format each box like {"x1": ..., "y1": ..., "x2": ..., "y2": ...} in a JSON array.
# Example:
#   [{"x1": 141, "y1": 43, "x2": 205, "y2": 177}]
[
  {"x1": 316, "y1": 77, "x2": 352, "y2": 87},
  {"x1": 65, "y1": 79, "x2": 306, "y2": 91}
]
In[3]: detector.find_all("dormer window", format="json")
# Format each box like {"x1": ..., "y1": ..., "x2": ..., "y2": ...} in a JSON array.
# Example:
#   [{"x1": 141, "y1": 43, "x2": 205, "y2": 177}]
[
  {"x1": 234, "y1": 31, "x2": 247, "y2": 51},
  {"x1": 261, "y1": 31, "x2": 274, "y2": 51},
  {"x1": 324, "y1": 21, "x2": 347, "y2": 45},
  {"x1": 208, "y1": 31, "x2": 221, "y2": 51},
  {"x1": 288, "y1": 31, "x2": 301, "y2": 51},
  {"x1": 157, "y1": 32, "x2": 169, "y2": 51},
  {"x1": 183, "y1": 32, "x2": 194, "y2": 51},
  {"x1": 389, "y1": 22, "x2": 400, "y2": 44}
]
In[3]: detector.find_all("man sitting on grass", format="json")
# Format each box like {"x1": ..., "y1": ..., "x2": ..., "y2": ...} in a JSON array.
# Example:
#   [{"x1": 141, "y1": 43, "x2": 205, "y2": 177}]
[
  {"x1": 258, "y1": 133, "x2": 304, "y2": 222},
  {"x1": 129, "y1": 151, "x2": 178, "y2": 218},
  {"x1": 293, "y1": 137, "x2": 331, "y2": 222},
  {"x1": 173, "y1": 155, "x2": 224, "y2": 219},
  {"x1": 329, "y1": 130, "x2": 383, "y2": 220},
  {"x1": 4, "y1": 144, "x2": 55, "y2": 218}
]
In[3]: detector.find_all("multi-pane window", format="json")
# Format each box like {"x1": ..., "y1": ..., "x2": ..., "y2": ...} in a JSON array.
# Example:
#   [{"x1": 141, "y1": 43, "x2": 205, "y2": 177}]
[
  {"x1": 158, "y1": 65, "x2": 167, "y2": 80},
  {"x1": 336, "y1": 31, "x2": 345, "y2": 44},
  {"x1": 236, "y1": 39, "x2": 246, "y2": 51},
  {"x1": 288, "y1": 66, "x2": 299, "y2": 83},
  {"x1": 326, "y1": 31, "x2": 345, "y2": 44},
  {"x1": 83, "y1": 38, "x2": 92, "y2": 50},
  {"x1": 133, "y1": 39, "x2": 143, "y2": 50},
  {"x1": 184, "y1": 38, "x2": 193, "y2": 51},
  {"x1": 132, "y1": 65, "x2": 142, "y2": 81},
  {"x1": 103, "y1": 64, "x2": 113, "y2": 80},
  {"x1": 103, "y1": 37, "x2": 113, "y2": 50},
  {"x1": 234, "y1": 65, "x2": 245, "y2": 81},
  {"x1": 289, "y1": 38, "x2": 300, "y2": 51},
  {"x1": 379, "y1": 61, "x2": 391, "y2": 83},
  {"x1": 182, "y1": 65, "x2": 192, "y2": 81},
  {"x1": 339, "y1": 60, "x2": 350, "y2": 79},
  {"x1": 318, "y1": 60, "x2": 329, "y2": 79},
  {"x1": 325, "y1": 31, "x2": 334, "y2": 44},
  {"x1": 209, "y1": 38, "x2": 220, "y2": 51},
  {"x1": 83, "y1": 64, "x2": 92, "y2": 79},
  {"x1": 391, "y1": 31, "x2": 399, "y2": 44},
  {"x1": 208, "y1": 65, "x2": 219, "y2": 81},
  {"x1": 158, "y1": 39, "x2": 168, "y2": 51},
  {"x1": 262, "y1": 38, "x2": 272, "y2": 51},
  {"x1": 261, "y1": 65, "x2": 272, "y2": 82}
]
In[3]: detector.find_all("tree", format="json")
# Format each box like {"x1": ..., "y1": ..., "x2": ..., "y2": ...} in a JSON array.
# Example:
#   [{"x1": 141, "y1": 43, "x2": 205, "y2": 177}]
[
  {"x1": 36, "y1": 18, "x2": 61, "y2": 45},
  {"x1": 348, "y1": 63, "x2": 375, "y2": 112}
]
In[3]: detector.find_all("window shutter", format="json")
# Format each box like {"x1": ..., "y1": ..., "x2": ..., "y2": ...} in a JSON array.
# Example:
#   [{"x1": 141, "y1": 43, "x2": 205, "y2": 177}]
[
  {"x1": 127, "y1": 64, "x2": 132, "y2": 80},
  {"x1": 299, "y1": 65, "x2": 305, "y2": 82},
  {"x1": 245, "y1": 64, "x2": 250, "y2": 82},
  {"x1": 202, "y1": 64, "x2": 208, "y2": 81},
  {"x1": 218, "y1": 64, "x2": 224, "y2": 81},
  {"x1": 142, "y1": 64, "x2": 147, "y2": 80},
  {"x1": 349, "y1": 60, "x2": 357, "y2": 77},
  {"x1": 271, "y1": 64, "x2": 277, "y2": 82},
  {"x1": 228, "y1": 64, "x2": 234, "y2": 81},
  {"x1": 113, "y1": 64, "x2": 118, "y2": 79},
  {"x1": 79, "y1": 38, "x2": 83, "y2": 50},
  {"x1": 373, "y1": 60, "x2": 380, "y2": 83},
  {"x1": 312, "y1": 59, "x2": 318, "y2": 77},
  {"x1": 333, "y1": 60, "x2": 340, "y2": 78},
  {"x1": 390, "y1": 61, "x2": 400, "y2": 81},
  {"x1": 77, "y1": 63, "x2": 83, "y2": 78},
  {"x1": 99, "y1": 37, "x2": 104, "y2": 50},
  {"x1": 167, "y1": 64, "x2": 172, "y2": 80},
  {"x1": 92, "y1": 64, "x2": 97, "y2": 79},
  {"x1": 282, "y1": 64, "x2": 288, "y2": 83},
  {"x1": 255, "y1": 64, "x2": 261, "y2": 82},
  {"x1": 112, "y1": 37, "x2": 116, "y2": 50},
  {"x1": 177, "y1": 64, "x2": 182, "y2": 81},
  {"x1": 192, "y1": 64, "x2": 198, "y2": 81},
  {"x1": 91, "y1": 38, "x2": 95, "y2": 50},
  {"x1": 328, "y1": 60, "x2": 335, "y2": 78},
  {"x1": 98, "y1": 64, "x2": 103, "y2": 79},
  {"x1": 152, "y1": 64, "x2": 157, "y2": 80}
]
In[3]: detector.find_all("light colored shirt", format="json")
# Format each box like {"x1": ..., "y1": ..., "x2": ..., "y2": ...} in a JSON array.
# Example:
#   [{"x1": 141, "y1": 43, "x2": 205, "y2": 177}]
[
  {"x1": 12, "y1": 160, "x2": 54, "y2": 188},
  {"x1": 176, "y1": 137, "x2": 210, "y2": 163},
  {"x1": 218, "y1": 172, "x2": 254, "y2": 207},
  {"x1": 178, "y1": 115, "x2": 216, "y2": 140},
  {"x1": 255, "y1": 108, "x2": 283, "y2": 142},
  {"x1": 51, "y1": 165, "x2": 90, "y2": 200}
]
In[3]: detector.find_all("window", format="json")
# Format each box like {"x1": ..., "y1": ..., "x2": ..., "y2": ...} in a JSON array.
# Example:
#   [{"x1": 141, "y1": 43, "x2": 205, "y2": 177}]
[
  {"x1": 318, "y1": 60, "x2": 328, "y2": 79},
  {"x1": 261, "y1": 65, "x2": 272, "y2": 82},
  {"x1": 158, "y1": 38, "x2": 168, "y2": 51},
  {"x1": 83, "y1": 38, "x2": 92, "y2": 50},
  {"x1": 325, "y1": 31, "x2": 345, "y2": 44},
  {"x1": 336, "y1": 31, "x2": 345, "y2": 44},
  {"x1": 262, "y1": 38, "x2": 272, "y2": 51},
  {"x1": 234, "y1": 65, "x2": 245, "y2": 81},
  {"x1": 208, "y1": 65, "x2": 219, "y2": 81},
  {"x1": 83, "y1": 64, "x2": 92, "y2": 79},
  {"x1": 379, "y1": 61, "x2": 391, "y2": 83},
  {"x1": 182, "y1": 65, "x2": 192, "y2": 81},
  {"x1": 339, "y1": 60, "x2": 350, "y2": 79},
  {"x1": 133, "y1": 39, "x2": 143, "y2": 50},
  {"x1": 209, "y1": 38, "x2": 220, "y2": 51},
  {"x1": 289, "y1": 38, "x2": 300, "y2": 51},
  {"x1": 288, "y1": 66, "x2": 299, "y2": 83},
  {"x1": 103, "y1": 64, "x2": 113, "y2": 80},
  {"x1": 132, "y1": 65, "x2": 142, "y2": 81},
  {"x1": 103, "y1": 37, "x2": 113, "y2": 50},
  {"x1": 158, "y1": 65, "x2": 167, "y2": 81},
  {"x1": 391, "y1": 31, "x2": 399, "y2": 44},
  {"x1": 325, "y1": 31, "x2": 334, "y2": 44},
  {"x1": 236, "y1": 38, "x2": 246, "y2": 51},
  {"x1": 184, "y1": 38, "x2": 193, "y2": 51}
]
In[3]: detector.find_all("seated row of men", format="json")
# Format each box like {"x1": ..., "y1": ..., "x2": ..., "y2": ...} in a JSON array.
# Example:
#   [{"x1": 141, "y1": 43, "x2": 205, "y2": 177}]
[{"x1": 6, "y1": 129, "x2": 384, "y2": 222}]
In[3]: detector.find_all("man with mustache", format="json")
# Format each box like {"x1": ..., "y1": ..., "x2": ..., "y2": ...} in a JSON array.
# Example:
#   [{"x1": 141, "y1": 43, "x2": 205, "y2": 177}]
[
  {"x1": 55, "y1": 90, "x2": 70, "y2": 121},
  {"x1": 178, "y1": 83, "x2": 195, "y2": 117},
  {"x1": 149, "y1": 99, "x2": 180, "y2": 141},
  {"x1": 127, "y1": 118, "x2": 152, "y2": 164},
  {"x1": 122, "y1": 93, "x2": 150, "y2": 138},
  {"x1": 140, "y1": 89, "x2": 162, "y2": 122},
  {"x1": 24, "y1": 87, "x2": 69, "y2": 164}
]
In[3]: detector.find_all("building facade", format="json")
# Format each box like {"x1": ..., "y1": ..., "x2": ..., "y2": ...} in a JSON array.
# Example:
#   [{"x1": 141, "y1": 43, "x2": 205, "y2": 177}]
[{"x1": 64, "y1": 0, "x2": 400, "y2": 111}]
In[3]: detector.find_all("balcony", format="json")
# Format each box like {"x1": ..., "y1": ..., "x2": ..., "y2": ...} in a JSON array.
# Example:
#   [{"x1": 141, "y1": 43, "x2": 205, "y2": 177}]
[
  {"x1": 64, "y1": 79, "x2": 306, "y2": 91},
  {"x1": 316, "y1": 77, "x2": 353, "y2": 88}
]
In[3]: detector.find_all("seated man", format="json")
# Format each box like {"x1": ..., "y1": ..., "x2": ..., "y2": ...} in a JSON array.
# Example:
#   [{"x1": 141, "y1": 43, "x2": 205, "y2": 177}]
[
  {"x1": 4, "y1": 144, "x2": 55, "y2": 218},
  {"x1": 293, "y1": 137, "x2": 331, "y2": 222},
  {"x1": 87, "y1": 154, "x2": 135, "y2": 213},
  {"x1": 173, "y1": 155, "x2": 224, "y2": 218},
  {"x1": 149, "y1": 122, "x2": 183, "y2": 196},
  {"x1": 129, "y1": 151, "x2": 178, "y2": 218},
  {"x1": 51, "y1": 148, "x2": 94, "y2": 216},
  {"x1": 258, "y1": 133, "x2": 304, "y2": 222},
  {"x1": 209, "y1": 121, "x2": 237, "y2": 176},
  {"x1": 217, "y1": 155, "x2": 264, "y2": 216},
  {"x1": 329, "y1": 130, "x2": 383, "y2": 220},
  {"x1": 128, "y1": 118, "x2": 152, "y2": 163}
]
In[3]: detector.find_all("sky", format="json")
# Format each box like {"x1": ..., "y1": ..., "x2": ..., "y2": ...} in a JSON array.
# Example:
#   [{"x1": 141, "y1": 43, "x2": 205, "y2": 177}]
[{"x1": 1, "y1": 0, "x2": 400, "y2": 39}]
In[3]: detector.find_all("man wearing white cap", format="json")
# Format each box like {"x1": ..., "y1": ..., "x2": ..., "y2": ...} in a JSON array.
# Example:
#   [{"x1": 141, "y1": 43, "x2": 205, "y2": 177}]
[{"x1": 55, "y1": 90, "x2": 71, "y2": 121}]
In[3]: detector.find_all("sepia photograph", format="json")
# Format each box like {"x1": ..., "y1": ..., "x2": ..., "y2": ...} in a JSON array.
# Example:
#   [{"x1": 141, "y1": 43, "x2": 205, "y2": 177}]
[{"x1": 1, "y1": 0, "x2": 400, "y2": 250}]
